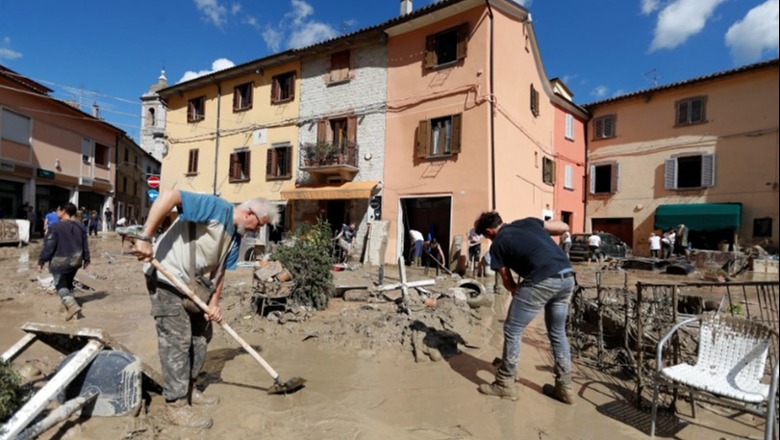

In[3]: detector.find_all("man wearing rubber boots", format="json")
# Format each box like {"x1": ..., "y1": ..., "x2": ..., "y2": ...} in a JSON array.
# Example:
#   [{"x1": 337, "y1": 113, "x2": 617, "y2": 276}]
[
  {"x1": 473, "y1": 212, "x2": 576, "y2": 404},
  {"x1": 131, "y1": 189, "x2": 279, "y2": 428}
]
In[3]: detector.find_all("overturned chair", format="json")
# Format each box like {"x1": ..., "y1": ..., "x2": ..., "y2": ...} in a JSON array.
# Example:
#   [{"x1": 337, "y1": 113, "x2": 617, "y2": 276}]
[{"x1": 650, "y1": 314, "x2": 779, "y2": 439}]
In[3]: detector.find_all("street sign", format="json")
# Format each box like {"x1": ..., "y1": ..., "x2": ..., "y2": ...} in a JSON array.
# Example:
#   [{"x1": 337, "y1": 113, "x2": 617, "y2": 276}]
[
  {"x1": 147, "y1": 189, "x2": 159, "y2": 201},
  {"x1": 147, "y1": 175, "x2": 160, "y2": 188}
]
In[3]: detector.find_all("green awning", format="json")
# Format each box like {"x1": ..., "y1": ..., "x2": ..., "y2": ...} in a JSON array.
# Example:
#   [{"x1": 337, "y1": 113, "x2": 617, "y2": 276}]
[{"x1": 654, "y1": 203, "x2": 741, "y2": 231}]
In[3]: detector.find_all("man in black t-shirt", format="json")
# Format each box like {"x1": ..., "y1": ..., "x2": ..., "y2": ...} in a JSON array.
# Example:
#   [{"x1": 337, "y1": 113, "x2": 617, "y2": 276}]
[{"x1": 474, "y1": 211, "x2": 576, "y2": 404}]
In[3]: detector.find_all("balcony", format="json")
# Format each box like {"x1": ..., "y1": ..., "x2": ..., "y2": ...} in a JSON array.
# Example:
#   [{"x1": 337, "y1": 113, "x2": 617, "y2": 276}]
[{"x1": 300, "y1": 141, "x2": 359, "y2": 181}]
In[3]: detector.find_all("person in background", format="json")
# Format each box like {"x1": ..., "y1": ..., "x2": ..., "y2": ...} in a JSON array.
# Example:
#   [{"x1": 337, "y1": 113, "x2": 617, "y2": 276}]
[
  {"x1": 131, "y1": 189, "x2": 279, "y2": 429},
  {"x1": 37, "y1": 203, "x2": 89, "y2": 321},
  {"x1": 408, "y1": 229, "x2": 424, "y2": 267},
  {"x1": 44, "y1": 206, "x2": 61, "y2": 236},
  {"x1": 104, "y1": 207, "x2": 113, "y2": 231},
  {"x1": 662, "y1": 228, "x2": 676, "y2": 259},
  {"x1": 473, "y1": 211, "x2": 576, "y2": 404},
  {"x1": 424, "y1": 237, "x2": 446, "y2": 275},
  {"x1": 587, "y1": 231, "x2": 601, "y2": 263},
  {"x1": 649, "y1": 232, "x2": 661, "y2": 259},
  {"x1": 559, "y1": 230, "x2": 572, "y2": 259},
  {"x1": 675, "y1": 224, "x2": 689, "y2": 256},
  {"x1": 468, "y1": 227, "x2": 483, "y2": 276},
  {"x1": 334, "y1": 222, "x2": 357, "y2": 263},
  {"x1": 88, "y1": 210, "x2": 100, "y2": 237}
]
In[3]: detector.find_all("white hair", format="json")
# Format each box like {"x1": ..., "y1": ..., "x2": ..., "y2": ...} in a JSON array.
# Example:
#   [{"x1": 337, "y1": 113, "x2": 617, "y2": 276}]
[{"x1": 240, "y1": 198, "x2": 280, "y2": 227}]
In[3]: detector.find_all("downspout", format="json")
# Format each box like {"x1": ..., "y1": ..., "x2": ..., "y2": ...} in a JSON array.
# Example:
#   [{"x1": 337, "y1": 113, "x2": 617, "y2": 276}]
[
  {"x1": 213, "y1": 82, "x2": 222, "y2": 195},
  {"x1": 484, "y1": 0, "x2": 496, "y2": 210}
]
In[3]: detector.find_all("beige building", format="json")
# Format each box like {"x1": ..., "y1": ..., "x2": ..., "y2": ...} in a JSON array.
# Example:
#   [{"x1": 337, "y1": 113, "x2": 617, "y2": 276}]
[
  {"x1": 157, "y1": 54, "x2": 301, "y2": 241},
  {"x1": 583, "y1": 59, "x2": 779, "y2": 255}
]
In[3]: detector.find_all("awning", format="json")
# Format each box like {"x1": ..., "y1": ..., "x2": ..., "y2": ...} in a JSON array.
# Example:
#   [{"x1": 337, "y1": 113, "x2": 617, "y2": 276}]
[
  {"x1": 281, "y1": 181, "x2": 378, "y2": 200},
  {"x1": 654, "y1": 203, "x2": 741, "y2": 231}
]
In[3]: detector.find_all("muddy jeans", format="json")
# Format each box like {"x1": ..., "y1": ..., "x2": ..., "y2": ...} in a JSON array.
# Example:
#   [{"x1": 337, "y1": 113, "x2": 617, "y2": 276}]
[
  {"x1": 146, "y1": 275, "x2": 212, "y2": 402},
  {"x1": 53, "y1": 270, "x2": 78, "y2": 300},
  {"x1": 497, "y1": 271, "x2": 575, "y2": 383}
]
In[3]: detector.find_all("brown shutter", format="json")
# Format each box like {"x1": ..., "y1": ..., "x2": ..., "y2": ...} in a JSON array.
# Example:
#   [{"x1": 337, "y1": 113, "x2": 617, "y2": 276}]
[
  {"x1": 233, "y1": 86, "x2": 239, "y2": 111},
  {"x1": 456, "y1": 23, "x2": 469, "y2": 60},
  {"x1": 417, "y1": 120, "x2": 429, "y2": 158},
  {"x1": 288, "y1": 73, "x2": 296, "y2": 100},
  {"x1": 450, "y1": 114, "x2": 462, "y2": 154},
  {"x1": 230, "y1": 153, "x2": 239, "y2": 179},
  {"x1": 347, "y1": 115, "x2": 357, "y2": 143},
  {"x1": 317, "y1": 120, "x2": 327, "y2": 143},
  {"x1": 284, "y1": 146, "x2": 292, "y2": 177},
  {"x1": 245, "y1": 151, "x2": 251, "y2": 180},
  {"x1": 271, "y1": 77, "x2": 279, "y2": 103},
  {"x1": 424, "y1": 34, "x2": 437, "y2": 69},
  {"x1": 266, "y1": 148, "x2": 273, "y2": 177}
]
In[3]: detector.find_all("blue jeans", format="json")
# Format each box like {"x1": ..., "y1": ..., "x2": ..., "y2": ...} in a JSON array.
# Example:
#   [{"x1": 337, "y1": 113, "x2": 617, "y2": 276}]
[{"x1": 499, "y1": 273, "x2": 575, "y2": 382}]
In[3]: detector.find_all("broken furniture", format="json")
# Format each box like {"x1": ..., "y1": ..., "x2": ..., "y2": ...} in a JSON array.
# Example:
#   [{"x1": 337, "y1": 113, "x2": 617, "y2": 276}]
[
  {"x1": 650, "y1": 314, "x2": 778, "y2": 440},
  {"x1": 0, "y1": 323, "x2": 163, "y2": 440}
]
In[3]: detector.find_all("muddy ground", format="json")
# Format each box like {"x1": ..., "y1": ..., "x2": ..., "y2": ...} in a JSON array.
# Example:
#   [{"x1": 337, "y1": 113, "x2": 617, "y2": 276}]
[{"x1": 1, "y1": 233, "x2": 776, "y2": 440}]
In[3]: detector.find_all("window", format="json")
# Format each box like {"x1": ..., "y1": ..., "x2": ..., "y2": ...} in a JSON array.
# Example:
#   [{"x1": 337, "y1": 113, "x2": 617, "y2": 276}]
[
  {"x1": 229, "y1": 149, "x2": 251, "y2": 182},
  {"x1": 417, "y1": 114, "x2": 462, "y2": 158},
  {"x1": 590, "y1": 162, "x2": 618, "y2": 194},
  {"x1": 542, "y1": 157, "x2": 556, "y2": 185},
  {"x1": 147, "y1": 108, "x2": 156, "y2": 127},
  {"x1": 664, "y1": 153, "x2": 715, "y2": 189},
  {"x1": 424, "y1": 23, "x2": 469, "y2": 69},
  {"x1": 82, "y1": 138, "x2": 92, "y2": 164},
  {"x1": 187, "y1": 96, "x2": 205, "y2": 122},
  {"x1": 266, "y1": 143, "x2": 292, "y2": 180},
  {"x1": 95, "y1": 143, "x2": 110, "y2": 166},
  {"x1": 593, "y1": 115, "x2": 616, "y2": 139},
  {"x1": 233, "y1": 82, "x2": 253, "y2": 112},
  {"x1": 1, "y1": 109, "x2": 31, "y2": 145},
  {"x1": 565, "y1": 114, "x2": 574, "y2": 140},
  {"x1": 122, "y1": 176, "x2": 127, "y2": 192},
  {"x1": 564, "y1": 165, "x2": 574, "y2": 189},
  {"x1": 327, "y1": 50, "x2": 351, "y2": 84},
  {"x1": 187, "y1": 149, "x2": 199, "y2": 175},
  {"x1": 271, "y1": 72, "x2": 295, "y2": 104},
  {"x1": 530, "y1": 84, "x2": 540, "y2": 117},
  {"x1": 676, "y1": 96, "x2": 706, "y2": 126},
  {"x1": 124, "y1": 148, "x2": 129, "y2": 162},
  {"x1": 753, "y1": 218, "x2": 772, "y2": 237}
]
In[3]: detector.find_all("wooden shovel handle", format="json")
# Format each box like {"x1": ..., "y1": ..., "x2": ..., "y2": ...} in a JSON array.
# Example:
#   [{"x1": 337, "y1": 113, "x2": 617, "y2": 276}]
[{"x1": 150, "y1": 259, "x2": 280, "y2": 381}]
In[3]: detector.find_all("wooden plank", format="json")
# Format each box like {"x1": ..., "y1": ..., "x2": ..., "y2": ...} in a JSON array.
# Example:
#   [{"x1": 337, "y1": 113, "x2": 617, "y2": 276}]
[
  {"x1": 0, "y1": 339, "x2": 104, "y2": 440},
  {"x1": 1, "y1": 333, "x2": 37, "y2": 362}
]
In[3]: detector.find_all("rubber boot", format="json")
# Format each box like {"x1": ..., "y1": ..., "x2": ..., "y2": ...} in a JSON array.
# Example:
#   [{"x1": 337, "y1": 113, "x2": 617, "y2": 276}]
[
  {"x1": 163, "y1": 399, "x2": 213, "y2": 429},
  {"x1": 542, "y1": 372, "x2": 576, "y2": 405},
  {"x1": 478, "y1": 369, "x2": 517, "y2": 401},
  {"x1": 62, "y1": 296, "x2": 81, "y2": 321}
]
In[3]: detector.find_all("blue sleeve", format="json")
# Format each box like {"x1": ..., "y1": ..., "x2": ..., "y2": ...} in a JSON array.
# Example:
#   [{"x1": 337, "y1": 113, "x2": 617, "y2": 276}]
[
  {"x1": 225, "y1": 235, "x2": 240, "y2": 270},
  {"x1": 178, "y1": 191, "x2": 235, "y2": 233}
]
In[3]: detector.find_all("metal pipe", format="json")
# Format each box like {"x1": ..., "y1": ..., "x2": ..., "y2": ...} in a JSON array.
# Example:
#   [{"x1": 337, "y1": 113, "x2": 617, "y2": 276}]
[{"x1": 213, "y1": 82, "x2": 222, "y2": 195}]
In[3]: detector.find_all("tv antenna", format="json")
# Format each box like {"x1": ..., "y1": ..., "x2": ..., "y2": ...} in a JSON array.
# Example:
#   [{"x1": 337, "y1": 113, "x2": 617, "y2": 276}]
[{"x1": 643, "y1": 69, "x2": 660, "y2": 87}]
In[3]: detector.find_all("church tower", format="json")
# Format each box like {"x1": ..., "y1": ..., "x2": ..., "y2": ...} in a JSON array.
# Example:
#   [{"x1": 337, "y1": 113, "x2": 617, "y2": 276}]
[{"x1": 139, "y1": 70, "x2": 168, "y2": 161}]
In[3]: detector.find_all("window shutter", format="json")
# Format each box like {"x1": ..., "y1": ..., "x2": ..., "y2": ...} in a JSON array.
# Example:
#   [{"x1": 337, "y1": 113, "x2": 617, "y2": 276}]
[
  {"x1": 424, "y1": 34, "x2": 437, "y2": 68},
  {"x1": 271, "y1": 78, "x2": 279, "y2": 103},
  {"x1": 456, "y1": 23, "x2": 469, "y2": 61},
  {"x1": 691, "y1": 99, "x2": 703, "y2": 123},
  {"x1": 417, "y1": 120, "x2": 429, "y2": 158},
  {"x1": 589, "y1": 165, "x2": 596, "y2": 194},
  {"x1": 266, "y1": 148, "x2": 273, "y2": 177},
  {"x1": 551, "y1": 161, "x2": 557, "y2": 185},
  {"x1": 594, "y1": 118, "x2": 603, "y2": 139},
  {"x1": 317, "y1": 120, "x2": 327, "y2": 143},
  {"x1": 450, "y1": 114, "x2": 462, "y2": 154},
  {"x1": 604, "y1": 117, "x2": 614, "y2": 137},
  {"x1": 610, "y1": 163, "x2": 618, "y2": 193},
  {"x1": 702, "y1": 153, "x2": 715, "y2": 187},
  {"x1": 233, "y1": 87, "x2": 239, "y2": 111},
  {"x1": 677, "y1": 101, "x2": 688, "y2": 125},
  {"x1": 230, "y1": 153, "x2": 239, "y2": 179},
  {"x1": 288, "y1": 73, "x2": 296, "y2": 100},
  {"x1": 565, "y1": 114, "x2": 573, "y2": 140},
  {"x1": 245, "y1": 151, "x2": 251, "y2": 179},
  {"x1": 246, "y1": 85, "x2": 253, "y2": 108},
  {"x1": 347, "y1": 115, "x2": 357, "y2": 143},
  {"x1": 664, "y1": 158, "x2": 677, "y2": 189},
  {"x1": 284, "y1": 146, "x2": 292, "y2": 177},
  {"x1": 564, "y1": 165, "x2": 573, "y2": 188}
]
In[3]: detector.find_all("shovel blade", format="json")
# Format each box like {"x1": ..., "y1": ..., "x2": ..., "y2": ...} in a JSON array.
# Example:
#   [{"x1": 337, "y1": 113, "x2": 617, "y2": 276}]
[{"x1": 267, "y1": 377, "x2": 307, "y2": 395}]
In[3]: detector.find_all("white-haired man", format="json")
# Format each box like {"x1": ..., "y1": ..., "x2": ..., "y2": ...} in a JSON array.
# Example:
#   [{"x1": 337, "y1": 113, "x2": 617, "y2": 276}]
[{"x1": 131, "y1": 189, "x2": 279, "y2": 429}]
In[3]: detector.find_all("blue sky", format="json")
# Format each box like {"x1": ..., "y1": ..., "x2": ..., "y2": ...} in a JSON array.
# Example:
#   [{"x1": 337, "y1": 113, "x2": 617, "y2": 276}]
[{"x1": 1, "y1": 0, "x2": 777, "y2": 142}]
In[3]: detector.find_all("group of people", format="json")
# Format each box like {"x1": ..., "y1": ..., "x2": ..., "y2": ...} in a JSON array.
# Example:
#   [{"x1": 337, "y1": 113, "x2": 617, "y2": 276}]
[
  {"x1": 649, "y1": 224, "x2": 688, "y2": 259},
  {"x1": 407, "y1": 228, "x2": 446, "y2": 273}
]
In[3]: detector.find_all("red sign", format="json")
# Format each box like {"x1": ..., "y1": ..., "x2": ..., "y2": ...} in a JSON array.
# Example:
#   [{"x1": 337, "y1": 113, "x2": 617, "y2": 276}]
[{"x1": 147, "y1": 175, "x2": 160, "y2": 188}]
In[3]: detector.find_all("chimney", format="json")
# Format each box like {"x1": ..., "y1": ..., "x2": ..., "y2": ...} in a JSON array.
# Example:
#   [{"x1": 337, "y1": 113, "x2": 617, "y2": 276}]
[
  {"x1": 400, "y1": 0, "x2": 412, "y2": 16},
  {"x1": 92, "y1": 103, "x2": 100, "y2": 119}
]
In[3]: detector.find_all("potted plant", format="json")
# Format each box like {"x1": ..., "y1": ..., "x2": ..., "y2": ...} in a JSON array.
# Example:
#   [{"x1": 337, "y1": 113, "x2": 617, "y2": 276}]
[{"x1": 303, "y1": 142, "x2": 337, "y2": 166}]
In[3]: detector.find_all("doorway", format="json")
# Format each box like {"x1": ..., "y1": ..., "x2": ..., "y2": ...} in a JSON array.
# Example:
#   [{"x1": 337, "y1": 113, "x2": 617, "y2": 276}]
[{"x1": 399, "y1": 196, "x2": 452, "y2": 265}]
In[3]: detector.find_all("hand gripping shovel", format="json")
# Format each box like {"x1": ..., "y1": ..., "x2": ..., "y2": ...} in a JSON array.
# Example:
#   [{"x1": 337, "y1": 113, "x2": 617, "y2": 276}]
[{"x1": 150, "y1": 259, "x2": 306, "y2": 394}]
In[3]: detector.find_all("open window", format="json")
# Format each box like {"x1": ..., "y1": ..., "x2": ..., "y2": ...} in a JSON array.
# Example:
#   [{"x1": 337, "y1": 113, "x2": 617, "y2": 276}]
[
  {"x1": 266, "y1": 143, "x2": 292, "y2": 180},
  {"x1": 530, "y1": 84, "x2": 540, "y2": 117},
  {"x1": 233, "y1": 82, "x2": 253, "y2": 112},
  {"x1": 229, "y1": 149, "x2": 251, "y2": 183},
  {"x1": 271, "y1": 71, "x2": 295, "y2": 104},
  {"x1": 590, "y1": 161, "x2": 618, "y2": 194},
  {"x1": 593, "y1": 114, "x2": 616, "y2": 139},
  {"x1": 417, "y1": 114, "x2": 462, "y2": 158},
  {"x1": 187, "y1": 96, "x2": 205, "y2": 122},
  {"x1": 664, "y1": 153, "x2": 715, "y2": 189},
  {"x1": 542, "y1": 157, "x2": 556, "y2": 185},
  {"x1": 326, "y1": 50, "x2": 352, "y2": 84},
  {"x1": 424, "y1": 23, "x2": 469, "y2": 69},
  {"x1": 187, "y1": 149, "x2": 199, "y2": 175}
]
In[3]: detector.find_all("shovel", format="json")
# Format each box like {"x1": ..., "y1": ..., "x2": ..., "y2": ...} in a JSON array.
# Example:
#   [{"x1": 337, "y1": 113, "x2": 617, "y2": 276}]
[{"x1": 150, "y1": 258, "x2": 306, "y2": 395}]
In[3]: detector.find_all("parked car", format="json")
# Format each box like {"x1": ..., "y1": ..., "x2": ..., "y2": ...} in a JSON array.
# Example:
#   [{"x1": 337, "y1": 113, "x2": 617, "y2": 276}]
[{"x1": 568, "y1": 232, "x2": 630, "y2": 262}]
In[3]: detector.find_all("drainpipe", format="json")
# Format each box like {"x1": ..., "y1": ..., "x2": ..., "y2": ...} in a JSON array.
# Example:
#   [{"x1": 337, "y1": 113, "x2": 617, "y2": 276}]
[
  {"x1": 213, "y1": 82, "x2": 222, "y2": 195},
  {"x1": 484, "y1": 0, "x2": 496, "y2": 210}
]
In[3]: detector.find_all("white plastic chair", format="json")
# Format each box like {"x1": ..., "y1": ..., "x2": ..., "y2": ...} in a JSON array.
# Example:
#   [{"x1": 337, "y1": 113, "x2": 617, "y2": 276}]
[{"x1": 650, "y1": 314, "x2": 778, "y2": 439}]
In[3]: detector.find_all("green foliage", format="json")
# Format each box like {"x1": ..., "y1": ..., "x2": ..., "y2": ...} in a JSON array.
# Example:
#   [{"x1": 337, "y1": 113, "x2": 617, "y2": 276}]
[
  {"x1": 728, "y1": 303, "x2": 744, "y2": 316},
  {"x1": 270, "y1": 218, "x2": 334, "y2": 310},
  {"x1": 0, "y1": 359, "x2": 26, "y2": 422},
  {"x1": 302, "y1": 142, "x2": 338, "y2": 164}
]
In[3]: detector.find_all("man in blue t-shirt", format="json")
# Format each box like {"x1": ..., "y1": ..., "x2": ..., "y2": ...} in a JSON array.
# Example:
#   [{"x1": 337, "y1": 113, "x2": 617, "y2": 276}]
[
  {"x1": 132, "y1": 189, "x2": 280, "y2": 429},
  {"x1": 474, "y1": 211, "x2": 576, "y2": 404},
  {"x1": 43, "y1": 206, "x2": 61, "y2": 236}
]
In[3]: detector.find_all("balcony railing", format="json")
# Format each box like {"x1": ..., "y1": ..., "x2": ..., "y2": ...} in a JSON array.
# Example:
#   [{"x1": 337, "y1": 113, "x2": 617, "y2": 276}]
[{"x1": 300, "y1": 141, "x2": 359, "y2": 180}]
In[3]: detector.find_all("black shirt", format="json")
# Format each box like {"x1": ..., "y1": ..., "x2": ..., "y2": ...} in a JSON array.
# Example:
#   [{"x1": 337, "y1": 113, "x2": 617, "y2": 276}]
[{"x1": 489, "y1": 218, "x2": 571, "y2": 284}]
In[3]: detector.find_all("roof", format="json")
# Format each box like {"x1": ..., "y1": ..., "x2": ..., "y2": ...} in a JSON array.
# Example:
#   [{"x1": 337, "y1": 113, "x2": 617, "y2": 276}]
[
  {"x1": 0, "y1": 64, "x2": 52, "y2": 94},
  {"x1": 583, "y1": 58, "x2": 779, "y2": 109}
]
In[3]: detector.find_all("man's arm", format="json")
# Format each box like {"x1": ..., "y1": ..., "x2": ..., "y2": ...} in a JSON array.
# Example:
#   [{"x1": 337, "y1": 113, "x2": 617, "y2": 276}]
[
  {"x1": 544, "y1": 220, "x2": 569, "y2": 236},
  {"x1": 497, "y1": 267, "x2": 517, "y2": 293},
  {"x1": 131, "y1": 189, "x2": 183, "y2": 261}
]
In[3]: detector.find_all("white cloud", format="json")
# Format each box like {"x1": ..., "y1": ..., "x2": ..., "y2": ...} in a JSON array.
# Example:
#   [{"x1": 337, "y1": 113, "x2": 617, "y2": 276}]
[
  {"x1": 725, "y1": 0, "x2": 779, "y2": 64},
  {"x1": 287, "y1": 0, "x2": 314, "y2": 27},
  {"x1": 641, "y1": 0, "x2": 661, "y2": 15},
  {"x1": 230, "y1": 2, "x2": 242, "y2": 14},
  {"x1": 178, "y1": 58, "x2": 236, "y2": 83},
  {"x1": 0, "y1": 37, "x2": 22, "y2": 61},
  {"x1": 262, "y1": 26, "x2": 284, "y2": 53},
  {"x1": 649, "y1": 0, "x2": 727, "y2": 51},
  {"x1": 194, "y1": 0, "x2": 228, "y2": 28},
  {"x1": 591, "y1": 85, "x2": 609, "y2": 99},
  {"x1": 288, "y1": 22, "x2": 338, "y2": 49}
]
